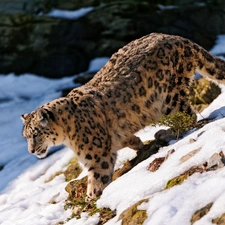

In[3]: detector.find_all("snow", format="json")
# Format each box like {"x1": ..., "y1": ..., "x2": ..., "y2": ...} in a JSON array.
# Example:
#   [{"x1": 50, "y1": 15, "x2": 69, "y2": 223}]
[
  {"x1": 87, "y1": 57, "x2": 109, "y2": 73},
  {"x1": 39, "y1": 7, "x2": 94, "y2": 20},
  {"x1": 210, "y1": 35, "x2": 225, "y2": 55},
  {"x1": 157, "y1": 4, "x2": 179, "y2": 10},
  {"x1": 1, "y1": 35, "x2": 225, "y2": 224},
  {"x1": 157, "y1": 2, "x2": 205, "y2": 10}
]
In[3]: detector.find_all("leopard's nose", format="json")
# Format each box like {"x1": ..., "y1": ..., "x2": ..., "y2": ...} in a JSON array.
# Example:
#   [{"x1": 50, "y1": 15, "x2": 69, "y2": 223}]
[{"x1": 29, "y1": 149, "x2": 35, "y2": 154}]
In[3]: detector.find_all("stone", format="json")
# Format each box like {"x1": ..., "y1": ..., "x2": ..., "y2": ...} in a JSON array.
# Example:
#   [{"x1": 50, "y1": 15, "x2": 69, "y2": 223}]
[
  {"x1": 191, "y1": 203, "x2": 213, "y2": 224},
  {"x1": 212, "y1": 213, "x2": 225, "y2": 225},
  {"x1": 113, "y1": 139, "x2": 168, "y2": 180},
  {"x1": 148, "y1": 149, "x2": 175, "y2": 172},
  {"x1": 166, "y1": 164, "x2": 207, "y2": 189},
  {"x1": 118, "y1": 199, "x2": 148, "y2": 225},
  {"x1": 64, "y1": 161, "x2": 82, "y2": 182},
  {"x1": 189, "y1": 78, "x2": 221, "y2": 112},
  {"x1": 179, "y1": 147, "x2": 202, "y2": 163},
  {"x1": 207, "y1": 152, "x2": 225, "y2": 171},
  {"x1": 65, "y1": 176, "x2": 87, "y2": 199}
]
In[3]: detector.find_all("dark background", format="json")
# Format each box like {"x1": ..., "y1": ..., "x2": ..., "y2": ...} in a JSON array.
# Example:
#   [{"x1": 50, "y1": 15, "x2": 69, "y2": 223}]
[{"x1": 0, "y1": 0, "x2": 224, "y2": 78}]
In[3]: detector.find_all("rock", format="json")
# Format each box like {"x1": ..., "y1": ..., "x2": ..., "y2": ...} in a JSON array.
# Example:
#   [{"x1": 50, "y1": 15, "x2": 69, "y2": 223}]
[
  {"x1": 189, "y1": 138, "x2": 196, "y2": 143},
  {"x1": 113, "y1": 139, "x2": 168, "y2": 180},
  {"x1": 167, "y1": 151, "x2": 225, "y2": 190},
  {"x1": 65, "y1": 176, "x2": 87, "y2": 199},
  {"x1": 189, "y1": 78, "x2": 221, "y2": 112},
  {"x1": 166, "y1": 164, "x2": 207, "y2": 189},
  {"x1": 179, "y1": 147, "x2": 202, "y2": 163},
  {"x1": 148, "y1": 157, "x2": 166, "y2": 172},
  {"x1": 0, "y1": 13, "x2": 90, "y2": 78},
  {"x1": 118, "y1": 199, "x2": 148, "y2": 225},
  {"x1": 64, "y1": 160, "x2": 82, "y2": 182},
  {"x1": 191, "y1": 203, "x2": 213, "y2": 224},
  {"x1": 148, "y1": 149, "x2": 175, "y2": 172},
  {"x1": 0, "y1": 0, "x2": 41, "y2": 14},
  {"x1": 154, "y1": 129, "x2": 177, "y2": 142},
  {"x1": 212, "y1": 213, "x2": 225, "y2": 225},
  {"x1": 207, "y1": 151, "x2": 225, "y2": 171}
]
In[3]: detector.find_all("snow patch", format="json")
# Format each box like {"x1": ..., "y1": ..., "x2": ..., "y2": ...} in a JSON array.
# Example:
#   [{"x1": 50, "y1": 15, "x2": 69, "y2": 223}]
[{"x1": 39, "y1": 7, "x2": 94, "y2": 20}]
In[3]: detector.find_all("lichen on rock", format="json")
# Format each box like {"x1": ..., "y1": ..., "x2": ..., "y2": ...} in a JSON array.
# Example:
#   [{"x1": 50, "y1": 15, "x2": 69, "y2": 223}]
[{"x1": 118, "y1": 199, "x2": 148, "y2": 225}]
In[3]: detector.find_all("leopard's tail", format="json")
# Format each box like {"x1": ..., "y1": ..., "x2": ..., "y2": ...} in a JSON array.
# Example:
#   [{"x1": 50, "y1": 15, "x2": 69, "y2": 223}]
[{"x1": 195, "y1": 45, "x2": 225, "y2": 83}]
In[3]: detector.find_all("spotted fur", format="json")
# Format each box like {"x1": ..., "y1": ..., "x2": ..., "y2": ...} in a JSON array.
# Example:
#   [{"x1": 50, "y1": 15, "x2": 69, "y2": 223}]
[{"x1": 21, "y1": 33, "x2": 225, "y2": 199}]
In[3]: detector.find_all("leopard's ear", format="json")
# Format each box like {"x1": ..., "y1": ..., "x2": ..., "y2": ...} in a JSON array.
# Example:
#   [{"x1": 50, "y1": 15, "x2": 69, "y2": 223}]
[
  {"x1": 37, "y1": 108, "x2": 55, "y2": 126},
  {"x1": 37, "y1": 108, "x2": 49, "y2": 126},
  {"x1": 21, "y1": 113, "x2": 29, "y2": 123}
]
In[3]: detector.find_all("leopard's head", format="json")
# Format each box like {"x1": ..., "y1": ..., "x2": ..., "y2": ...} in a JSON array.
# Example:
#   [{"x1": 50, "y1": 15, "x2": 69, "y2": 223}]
[{"x1": 21, "y1": 108, "x2": 58, "y2": 158}]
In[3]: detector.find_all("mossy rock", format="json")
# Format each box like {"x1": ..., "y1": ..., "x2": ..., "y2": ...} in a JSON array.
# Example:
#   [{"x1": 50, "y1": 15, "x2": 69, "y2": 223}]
[
  {"x1": 166, "y1": 164, "x2": 206, "y2": 189},
  {"x1": 118, "y1": 199, "x2": 148, "y2": 225},
  {"x1": 191, "y1": 203, "x2": 213, "y2": 224},
  {"x1": 65, "y1": 176, "x2": 88, "y2": 200},
  {"x1": 166, "y1": 174, "x2": 189, "y2": 189},
  {"x1": 189, "y1": 78, "x2": 221, "y2": 112},
  {"x1": 64, "y1": 160, "x2": 82, "y2": 182}
]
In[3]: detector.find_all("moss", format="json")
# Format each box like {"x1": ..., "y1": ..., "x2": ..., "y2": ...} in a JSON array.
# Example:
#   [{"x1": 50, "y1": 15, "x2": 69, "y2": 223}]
[
  {"x1": 119, "y1": 199, "x2": 148, "y2": 225},
  {"x1": 67, "y1": 157, "x2": 78, "y2": 164},
  {"x1": 166, "y1": 174, "x2": 188, "y2": 189},
  {"x1": 166, "y1": 164, "x2": 206, "y2": 189},
  {"x1": 45, "y1": 171, "x2": 63, "y2": 183}
]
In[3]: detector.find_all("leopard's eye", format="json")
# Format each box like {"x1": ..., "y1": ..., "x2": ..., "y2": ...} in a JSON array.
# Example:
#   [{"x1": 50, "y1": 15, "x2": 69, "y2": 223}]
[{"x1": 33, "y1": 130, "x2": 38, "y2": 138}]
